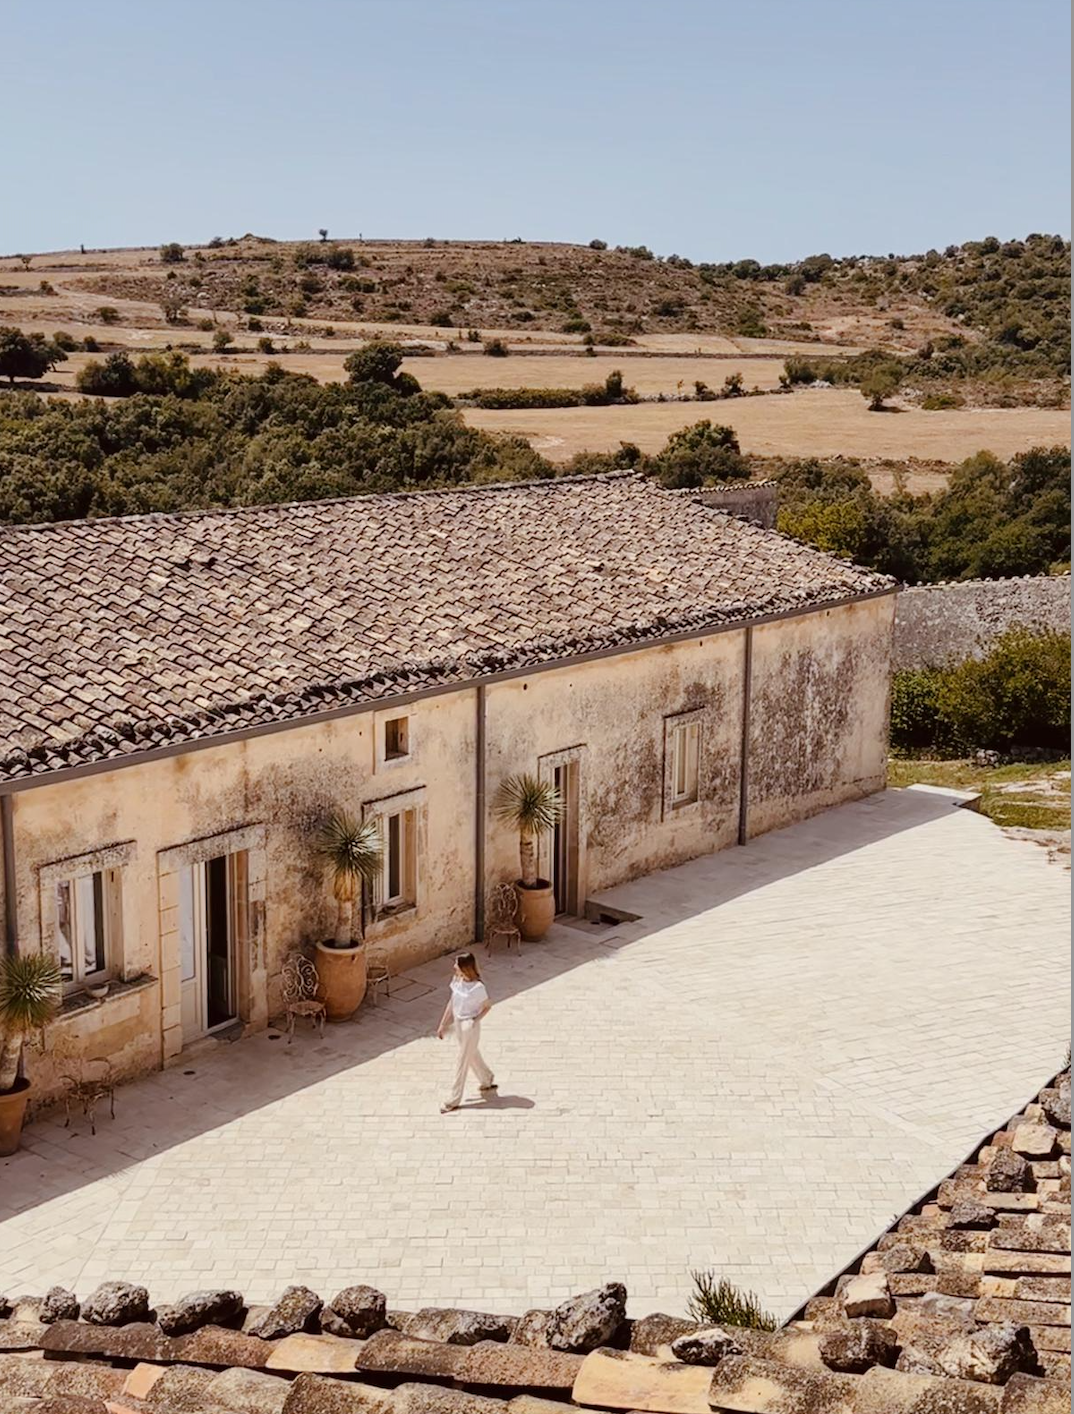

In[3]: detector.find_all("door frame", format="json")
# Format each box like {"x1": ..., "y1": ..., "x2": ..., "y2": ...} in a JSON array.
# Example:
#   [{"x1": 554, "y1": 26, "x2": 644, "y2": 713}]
[
  {"x1": 179, "y1": 854, "x2": 244, "y2": 1041},
  {"x1": 537, "y1": 745, "x2": 587, "y2": 916}
]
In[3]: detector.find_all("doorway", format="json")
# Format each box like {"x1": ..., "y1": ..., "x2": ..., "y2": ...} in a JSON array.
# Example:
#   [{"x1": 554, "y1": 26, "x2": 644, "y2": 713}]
[
  {"x1": 179, "y1": 854, "x2": 240, "y2": 1041},
  {"x1": 549, "y1": 760, "x2": 581, "y2": 916}
]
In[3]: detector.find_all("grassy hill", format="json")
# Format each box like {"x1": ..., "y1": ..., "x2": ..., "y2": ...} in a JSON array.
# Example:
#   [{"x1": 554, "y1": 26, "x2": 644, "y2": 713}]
[{"x1": 61, "y1": 232, "x2": 1069, "y2": 369}]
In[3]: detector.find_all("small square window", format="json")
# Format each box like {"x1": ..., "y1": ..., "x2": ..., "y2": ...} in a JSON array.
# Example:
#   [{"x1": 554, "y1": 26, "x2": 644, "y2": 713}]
[{"x1": 384, "y1": 716, "x2": 409, "y2": 760}]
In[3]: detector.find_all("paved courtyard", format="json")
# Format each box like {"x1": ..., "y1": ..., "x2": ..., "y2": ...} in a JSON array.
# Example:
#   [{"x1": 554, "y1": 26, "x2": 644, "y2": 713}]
[{"x1": 1, "y1": 786, "x2": 1068, "y2": 1320}]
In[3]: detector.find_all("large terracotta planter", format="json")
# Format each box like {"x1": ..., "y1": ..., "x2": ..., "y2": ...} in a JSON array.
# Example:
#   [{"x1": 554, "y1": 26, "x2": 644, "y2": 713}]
[
  {"x1": 315, "y1": 941, "x2": 368, "y2": 1021},
  {"x1": 0, "y1": 1077, "x2": 31, "y2": 1157},
  {"x1": 516, "y1": 881, "x2": 555, "y2": 942}
]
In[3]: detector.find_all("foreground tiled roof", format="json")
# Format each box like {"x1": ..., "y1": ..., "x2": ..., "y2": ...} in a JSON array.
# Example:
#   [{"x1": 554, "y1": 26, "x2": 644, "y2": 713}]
[
  {"x1": 0, "y1": 1069, "x2": 1068, "y2": 1413},
  {"x1": 0, "y1": 474, "x2": 892, "y2": 783}
]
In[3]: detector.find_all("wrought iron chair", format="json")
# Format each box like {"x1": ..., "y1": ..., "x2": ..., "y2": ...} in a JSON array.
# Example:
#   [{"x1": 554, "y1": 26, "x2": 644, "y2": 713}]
[
  {"x1": 366, "y1": 947, "x2": 393, "y2": 1007},
  {"x1": 485, "y1": 882, "x2": 521, "y2": 954},
  {"x1": 60, "y1": 1056, "x2": 116, "y2": 1136},
  {"x1": 281, "y1": 952, "x2": 326, "y2": 1043}
]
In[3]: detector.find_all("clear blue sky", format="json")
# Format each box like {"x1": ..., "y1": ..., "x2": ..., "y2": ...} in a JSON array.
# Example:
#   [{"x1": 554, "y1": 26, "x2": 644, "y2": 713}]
[{"x1": 3, "y1": 0, "x2": 1069, "y2": 261}]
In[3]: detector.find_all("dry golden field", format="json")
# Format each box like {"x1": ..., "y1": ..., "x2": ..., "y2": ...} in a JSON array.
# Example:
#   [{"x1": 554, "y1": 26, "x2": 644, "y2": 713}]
[
  {"x1": 465, "y1": 389, "x2": 1071, "y2": 470},
  {"x1": 3, "y1": 243, "x2": 1069, "y2": 485}
]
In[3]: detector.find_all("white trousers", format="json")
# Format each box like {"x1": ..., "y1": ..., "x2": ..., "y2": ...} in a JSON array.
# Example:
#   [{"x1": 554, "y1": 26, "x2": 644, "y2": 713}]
[{"x1": 445, "y1": 1018, "x2": 494, "y2": 1107}]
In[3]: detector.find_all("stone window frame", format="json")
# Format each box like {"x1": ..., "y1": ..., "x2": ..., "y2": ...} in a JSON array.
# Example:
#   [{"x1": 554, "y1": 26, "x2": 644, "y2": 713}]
[
  {"x1": 39, "y1": 842, "x2": 136, "y2": 994},
  {"x1": 362, "y1": 785, "x2": 427, "y2": 926},
  {"x1": 663, "y1": 709, "x2": 705, "y2": 820},
  {"x1": 374, "y1": 706, "x2": 413, "y2": 773},
  {"x1": 156, "y1": 824, "x2": 268, "y2": 1064}
]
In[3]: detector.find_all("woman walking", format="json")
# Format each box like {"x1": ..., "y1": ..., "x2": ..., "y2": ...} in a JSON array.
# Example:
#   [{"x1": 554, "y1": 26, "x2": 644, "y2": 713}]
[{"x1": 437, "y1": 953, "x2": 497, "y2": 1113}]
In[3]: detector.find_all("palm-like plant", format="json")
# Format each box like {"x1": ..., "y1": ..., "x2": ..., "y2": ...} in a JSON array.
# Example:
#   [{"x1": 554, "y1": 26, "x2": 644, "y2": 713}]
[
  {"x1": 317, "y1": 812, "x2": 384, "y2": 947},
  {"x1": 0, "y1": 952, "x2": 62, "y2": 1093},
  {"x1": 494, "y1": 774, "x2": 564, "y2": 889}
]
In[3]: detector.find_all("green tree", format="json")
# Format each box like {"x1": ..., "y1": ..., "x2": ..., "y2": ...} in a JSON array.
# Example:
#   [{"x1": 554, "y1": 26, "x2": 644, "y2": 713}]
[
  {"x1": 860, "y1": 363, "x2": 902, "y2": 410},
  {"x1": 0, "y1": 327, "x2": 67, "y2": 385},
  {"x1": 343, "y1": 341, "x2": 406, "y2": 386},
  {"x1": 159, "y1": 242, "x2": 185, "y2": 264},
  {"x1": 650, "y1": 421, "x2": 748, "y2": 488}
]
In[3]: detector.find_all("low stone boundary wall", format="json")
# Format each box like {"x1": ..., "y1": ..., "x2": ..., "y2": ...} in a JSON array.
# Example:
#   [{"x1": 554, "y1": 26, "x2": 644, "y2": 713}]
[{"x1": 894, "y1": 574, "x2": 1070, "y2": 668}]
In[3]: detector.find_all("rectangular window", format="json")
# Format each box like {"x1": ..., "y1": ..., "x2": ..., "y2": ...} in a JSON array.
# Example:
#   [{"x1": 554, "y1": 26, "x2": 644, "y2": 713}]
[
  {"x1": 670, "y1": 721, "x2": 700, "y2": 807},
  {"x1": 55, "y1": 869, "x2": 117, "y2": 990},
  {"x1": 381, "y1": 808, "x2": 417, "y2": 910},
  {"x1": 384, "y1": 716, "x2": 409, "y2": 760}
]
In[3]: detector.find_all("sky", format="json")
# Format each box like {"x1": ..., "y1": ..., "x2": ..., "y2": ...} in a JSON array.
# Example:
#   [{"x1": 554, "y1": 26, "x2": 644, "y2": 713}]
[{"x1": 3, "y1": 0, "x2": 1070, "y2": 262}]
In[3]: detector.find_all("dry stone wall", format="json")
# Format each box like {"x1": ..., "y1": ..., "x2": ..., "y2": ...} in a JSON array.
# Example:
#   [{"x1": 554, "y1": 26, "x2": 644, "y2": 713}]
[{"x1": 894, "y1": 575, "x2": 1070, "y2": 669}]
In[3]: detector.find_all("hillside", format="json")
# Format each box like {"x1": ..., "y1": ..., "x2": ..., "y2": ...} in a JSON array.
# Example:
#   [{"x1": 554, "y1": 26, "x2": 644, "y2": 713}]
[{"x1": 10, "y1": 232, "x2": 1069, "y2": 377}]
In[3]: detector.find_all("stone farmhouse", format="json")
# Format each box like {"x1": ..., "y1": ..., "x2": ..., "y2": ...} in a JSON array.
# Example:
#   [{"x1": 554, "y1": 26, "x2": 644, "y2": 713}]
[{"x1": 0, "y1": 473, "x2": 895, "y2": 1103}]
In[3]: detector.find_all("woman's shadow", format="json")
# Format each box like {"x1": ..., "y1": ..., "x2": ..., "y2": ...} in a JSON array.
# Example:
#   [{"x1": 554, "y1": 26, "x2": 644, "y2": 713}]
[{"x1": 463, "y1": 1092, "x2": 535, "y2": 1110}]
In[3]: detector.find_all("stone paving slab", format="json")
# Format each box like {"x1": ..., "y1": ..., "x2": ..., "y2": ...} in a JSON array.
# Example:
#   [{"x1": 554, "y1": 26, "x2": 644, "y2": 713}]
[{"x1": 0, "y1": 787, "x2": 1068, "y2": 1319}]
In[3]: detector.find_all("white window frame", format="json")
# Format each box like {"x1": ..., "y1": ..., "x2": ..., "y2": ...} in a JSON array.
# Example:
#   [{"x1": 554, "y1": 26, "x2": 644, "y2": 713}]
[
  {"x1": 364, "y1": 787, "x2": 425, "y2": 920},
  {"x1": 39, "y1": 842, "x2": 134, "y2": 996},
  {"x1": 663, "y1": 710, "x2": 705, "y2": 817}
]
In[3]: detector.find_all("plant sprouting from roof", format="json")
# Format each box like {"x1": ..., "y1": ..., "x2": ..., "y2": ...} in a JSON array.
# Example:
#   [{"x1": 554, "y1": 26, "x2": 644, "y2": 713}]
[{"x1": 687, "y1": 1271, "x2": 778, "y2": 1331}]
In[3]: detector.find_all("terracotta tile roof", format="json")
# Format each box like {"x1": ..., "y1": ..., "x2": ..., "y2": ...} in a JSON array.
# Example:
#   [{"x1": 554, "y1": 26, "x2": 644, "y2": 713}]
[{"x1": 0, "y1": 473, "x2": 892, "y2": 783}]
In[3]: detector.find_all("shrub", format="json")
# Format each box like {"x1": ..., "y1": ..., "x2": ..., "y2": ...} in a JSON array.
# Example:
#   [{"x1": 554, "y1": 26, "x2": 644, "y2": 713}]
[
  {"x1": 343, "y1": 341, "x2": 406, "y2": 386},
  {"x1": 247, "y1": 316, "x2": 264, "y2": 332},
  {"x1": 159, "y1": 289, "x2": 187, "y2": 324},
  {"x1": 466, "y1": 329, "x2": 481, "y2": 343},
  {"x1": 96, "y1": 306, "x2": 120, "y2": 325},
  {"x1": 212, "y1": 329, "x2": 233, "y2": 352},
  {"x1": 562, "y1": 316, "x2": 591, "y2": 334},
  {"x1": 324, "y1": 245, "x2": 355, "y2": 271},
  {"x1": 921, "y1": 391, "x2": 964, "y2": 410},
  {"x1": 257, "y1": 336, "x2": 275, "y2": 353},
  {"x1": 735, "y1": 308, "x2": 767, "y2": 337},
  {"x1": 159, "y1": 242, "x2": 185, "y2": 264},
  {"x1": 860, "y1": 363, "x2": 902, "y2": 409},
  {"x1": 890, "y1": 629, "x2": 1071, "y2": 753},
  {"x1": 687, "y1": 1272, "x2": 777, "y2": 1331},
  {"x1": 429, "y1": 310, "x2": 454, "y2": 328},
  {"x1": 651, "y1": 420, "x2": 748, "y2": 488},
  {"x1": 483, "y1": 338, "x2": 509, "y2": 357},
  {"x1": 52, "y1": 331, "x2": 79, "y2": 352},
  {"x1": 589, "y1": 239, "x2": 607, "y2": 250},
  {"x1": 196, "y1": 317, "x2": 214, "y2": 332},
  {"x1": 39, "y1": 280, "x2": 55, "y2": 295},
  {"x1": 76, "y1": 352, "x2": 138, "y2": 396},
  {"x1": 889, "y1": 668, "x2": 948, "y2": 751},
  {"x1": 939, "y1": 628, "x2": 1070, "y2": 751},
  {"x1": 722, "y1": 371, "x2": 745, "y2": 396},
  {"x1": 82, "y1": 335, "x2": 99, "y2": 352}
]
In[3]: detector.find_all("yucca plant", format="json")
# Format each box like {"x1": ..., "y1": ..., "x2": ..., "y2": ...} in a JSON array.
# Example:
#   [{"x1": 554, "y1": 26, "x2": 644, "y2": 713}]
[
  {"x1": 687, "y1": 1270, "x2": 778, "y2": 1331},
  {"x1": 494, "y1": 773, "x2": 563, "y2": 889},
  {"x1": 317, "y1": 812, "x2": 384, "y2": 947},
  {"x1": 0, "y1": 952, "x2": 62, "y2": 1093}
]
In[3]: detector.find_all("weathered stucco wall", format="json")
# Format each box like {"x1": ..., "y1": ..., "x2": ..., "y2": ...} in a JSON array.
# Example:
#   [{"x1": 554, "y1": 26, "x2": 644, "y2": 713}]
[
  {"x1": 8, "y1": 592, "x2": 893, "y2": 1106},
  {"x1": 12, "y1": 690, "x2": 477, "y2": 1105},
  {"x1": 894, "y1": 574, "x2": 1071, "y2": 669},
  {"x1": 484, "y1": 631, "x2": 746, "y2": 899},
  {"x1": 747, "y1": 595, "x2": 894, "y2": 838}
]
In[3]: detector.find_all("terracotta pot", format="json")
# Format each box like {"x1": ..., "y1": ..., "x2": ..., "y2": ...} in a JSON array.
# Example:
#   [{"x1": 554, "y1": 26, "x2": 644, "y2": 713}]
[
  {"x1": 315, "y1": 941, "x2": 368, "y2": 1021},
  {"x1": 516, "y1": 881, "x2": 555, "y2": 941},
  {"x1": 0, "y1": 1076, "x2": 31, "y2": 1157}
]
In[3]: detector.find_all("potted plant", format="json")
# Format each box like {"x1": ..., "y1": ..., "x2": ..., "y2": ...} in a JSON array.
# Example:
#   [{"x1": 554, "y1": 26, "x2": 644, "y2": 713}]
[
  {"x1": 315, "y1": 812, "x2": 384, "y2": 1021},
  {"x1": 494, "y1": 773, "x2": 564, "y2": 942},
  {"x1": 0, "y1": 951, "x2": 62, "y2": 1156}
]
